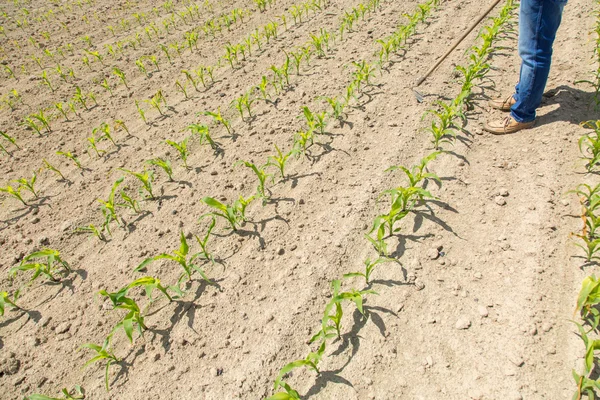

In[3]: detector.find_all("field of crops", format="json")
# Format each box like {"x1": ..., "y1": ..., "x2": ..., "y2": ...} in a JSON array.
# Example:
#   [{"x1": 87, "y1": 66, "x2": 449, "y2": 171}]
[{"x1": 1, "y1": 0, "x2": 599, "y2": 399}]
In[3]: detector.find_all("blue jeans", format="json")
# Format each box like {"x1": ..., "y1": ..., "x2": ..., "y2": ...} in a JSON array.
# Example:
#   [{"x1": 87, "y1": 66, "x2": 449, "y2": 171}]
[{"x1": 510, "y1": 0, "x2": 567, "y2": 123}]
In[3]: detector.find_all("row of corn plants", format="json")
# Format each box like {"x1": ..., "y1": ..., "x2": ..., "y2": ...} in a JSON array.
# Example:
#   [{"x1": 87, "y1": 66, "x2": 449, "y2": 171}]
[
  {"x1": 424, "y1": 0, "x2": 518, "y2": 149},
  {"x1": 571, "y1": 2, "x2": 600, "y2": 398},
  {"x1": 265, "y1": 1, "x2": 518, "y2": 398},
  {"x1": 264, "y1": 1, "x2": 449, "y2": 397}
]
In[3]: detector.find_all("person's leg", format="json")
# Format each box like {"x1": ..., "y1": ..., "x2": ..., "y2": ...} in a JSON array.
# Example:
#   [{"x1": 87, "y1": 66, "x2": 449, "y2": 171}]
[{"x1": 510, "y1": 0, "x2": 567, "y2": 123}]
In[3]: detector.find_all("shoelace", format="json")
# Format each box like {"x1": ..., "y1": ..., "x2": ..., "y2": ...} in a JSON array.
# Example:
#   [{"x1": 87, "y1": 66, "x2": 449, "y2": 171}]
[{"x1": 502, "y1": 116, "x2": 512, "y2": 133}]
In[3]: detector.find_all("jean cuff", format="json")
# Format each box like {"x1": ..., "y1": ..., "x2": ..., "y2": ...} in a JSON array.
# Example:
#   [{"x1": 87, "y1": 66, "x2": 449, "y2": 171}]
[{"x1": 510, "y1": 111, "x2": 535, "y2": 124}]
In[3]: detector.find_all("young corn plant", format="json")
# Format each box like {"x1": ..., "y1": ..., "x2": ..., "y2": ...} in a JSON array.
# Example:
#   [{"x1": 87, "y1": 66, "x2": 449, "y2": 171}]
[
  {"x1": 194, "y1": 215, "x2": 216, "y2": 265},
  {"x1": 166, "y1": 137, "x2": 191, "y2": 168},
  {"x1": 80, "y1": 339, "x2": 119, "y2": 391},
  {"x1": 270, "y1": 343, "x2": 326, "y2": 400},
  {"x1": 343, "y1": 256, "x2": 394, "y2": 285},
  {"x1": 76, "y1": 224, "x2": 105, "y2": 241},
  {"x1": 57, "y1": 151, "x2": 83, "y2": 170},
  {"x1": 120, "y1": 168, "x2": 155, "y2": 199},
  {"x1": 0, "y1": 130, "x2": 19, "y2": 155},
  {"x1": 9, "y1": 249, "x2": 72, "y2": 285},
  {"x1": 146, "y1": 158, "x2": 173, "y2": 181},
  {"x1": 113, "y1": 67, "x2": 129, "y2": 89},
  {"x1": 203, "y1": 108, "x2": 232, "y2": 135},
  {"x1": 0, "y1": 184, "x2": 28, "y2": 206},
  {"x1": 266, "y1": 144, "x2": 297, "y2": 180},
  {"x1": 13, "y1": 172, "x2": 38, "y2": 199},
  {"x1": 236, "y1": 160, "x2": 271, "y2": 201},
  {"x1": 118, "y1": 190, "x2": 141, "y2": 214},
  {"x1": 146, "y1": 91, "x2": 168, "y2": 116},
  {"x1": 136, "y1": 231, "x2": 212, "y2": 285},
  {"x1": 187, "y1": 123, "x2": 218, "y2": 150},
  {"x1": 24, "y1": 385, "x2": 85, "y2": 400},
  {"x1": 135, "y1": 100, "x2": 147, "y2": 124},
  {"x1": 201, "y1": 195, "x2": 254, "y2": 231},
  {"x1": 579, "y1": 120, "x2": 600, "y2": 171},
  {"x1": 310, "y1": 279, "x2": 377, "y2": 343},
  {"x1": 301, "y1": 106, "x2": 327, "y2": 134},
  {"x1": 385, "y1": 151, "x2": 441, "y2": 188},
  {"x1": 98, "y1": 177, "x2": 124, "y2": 234},
  {"x1": 0, "y1": 291, "x2": 20, "y2": 317}
]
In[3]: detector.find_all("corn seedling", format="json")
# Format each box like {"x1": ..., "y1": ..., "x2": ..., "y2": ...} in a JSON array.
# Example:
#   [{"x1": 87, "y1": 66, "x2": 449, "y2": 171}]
[
  {"x1": 301, "y1": 106, "x2": 327, "y2": 134},
  {"x1": 194, "y1": 215, "x2": 216, "y2": 265},
  {"x1": 266, "y1": 144, "x2": 297, "y2": 179},
  {"x1": 135, "y1": 100, "x2": 147, "y2": 124},
  {"x1": 118, "y1": 189, "x2": 142, "y2": 214},
  {"x1": 236, "y1": 160, "x2": 271, "y2": 200},
  {"x1": 98, "y1": 178, "x2": 124, "y2": 233},
  {"x1": 136, "y1": 58, "x2": 148, "y2": 77},
  {"x1": 146, "y1": 158, "x2": 174, "y2": 181},
  {"x1": 113, "y1": 67, "x2": 129, "y2": 89},
  {"x1": 114, "y1": 120, "x2": 130, "y2": 136},
  {"x1": 187, "y1": 123, "x2": 217, "y2": 149},
  {"x1": 120, "y1": 168, "x2": 154, "y2": 199},
  {"x1": 343, "y1": 256, "x2": 394, "y2": 285},
  {"x1": 146, "y1": 91, "x2": 168, "y2": 116},
  {"x1": 10, "y1": 249, "x2": 71, "y2": 284},
  {"x1": 76, "y1": 224, "x2": 105, "y2": 241},
  {"x1": 0, "y1": 130, "x2": 19, "y2": 154},
  {"x1": 80, "y1": 339, "x2": 119, "y2": 391},
  {"x1": 201, "y1": 195, "x2": 254, "y2": 231},
  {"x1": 233, "y1": 91, "x2": 255, "y2": 121},
  {"x1": 385, "y1": 151, "x2": 441, "y2": 188},
  {"x1": 57, "y1": 151, "x2": 83, "y2": 170},
  {"x1": 0, "y1": 291, "x2": 20, "y2": 317},
  {"x1": 87, "y1": 135, "x2": 105, "y2": 158},
  {"x1": 41, "y1": 159, "x2": 64, "y2": 181},
  {"x1": 136, "y1": 231, "x2": 212, "y2": 284},
  {"x1": 100, "y1": 292, "x2": 147, "y2": 344},
  {"x1": 203, "y1": 108, "x2": 232, "y2": 135},
  {"x1": 271, "y1": 343, "x2": 326, "y2": 399},
  {"x1": 41, "y1": 70, "x2": 54, "y2": 92},
  {"x1": 166, "y1": 137, "x2": 190, "y2": 168},
  {"x1": 24, "y1": 385, "x2": 85, "y2": 400},
  {"x1": 13, "y1": 172, "x2": 38, "y2": 198},
  {"x1": 0, "y1": 184, "x2": 28, "y2": 205},
  {"x1": 55, "y1": 102, "x2": 70, "y2": 121},
  {"x1": 175, "y1": 80, "x2": 189, "y2": 98},
  {"x1": 73, "y1": 86, "x2": 89, "y2": 110},
  {"x1": 311, "y1": 279, "x2": 377, "y2": 344},
  {"x1": 579, "y1": 120, "x2": 600, "y2": 171}
]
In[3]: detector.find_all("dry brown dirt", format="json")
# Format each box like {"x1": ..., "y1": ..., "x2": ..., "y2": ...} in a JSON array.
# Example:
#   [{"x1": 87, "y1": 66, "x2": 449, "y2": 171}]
[{"x1": 0, "y1": 0, "x2": 598, "y2": 399}]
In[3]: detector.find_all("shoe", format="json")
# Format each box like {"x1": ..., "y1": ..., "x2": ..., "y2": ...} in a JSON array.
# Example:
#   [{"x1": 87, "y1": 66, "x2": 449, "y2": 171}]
[
  {"x1": 483, "y1": 116, "x2": 535, "y2": 135},
  {"x1": 488, "y1": 95, "x2": 516, "y2": 111}
]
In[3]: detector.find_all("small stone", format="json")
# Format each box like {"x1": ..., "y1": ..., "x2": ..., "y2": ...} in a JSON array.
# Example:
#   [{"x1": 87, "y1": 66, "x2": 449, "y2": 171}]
[
  {"x1": 474, "y1": 272, "x2": 482, "y2": 279},
  {"x1": 542, "y1": 322, "x2": 552, "y2": 332},
  {"x1": 414, "y1": 281, "x2": 425, "y2": 291},
  {"x1": 277, "y1": 247, "x2": 285, "y2": 256},
  {"x1": 455, "y1": 317, "x2": 471, "y2": 330},
  {"x1": 508, "y1": 355, "x2": 524, "y2": 367},
  {"x1": 37, "y1": 236, "x2": 49, "y2": 246},
  {"x1": 30, "y1": 217, "x2": 40, "y2": 224},
  {"x1": 426, "y1": 248, "x2": 439, "y2": 260},
  {"x1": 13, "y1": 375, "x2": 25, "y2": 386},
  {"x1": 298, "y1": 199, "x2": 305, "y2": 205},
  {"x1": 499, "y1": 188, "x2": 509, "y2": 197},
  {"x1": 55, "y1": 322, "x2": 71, "y2": 334},
  {"x1": 495, "y1": 196, "x2": 507, "y2": 206},
  {"x1": 478, "y1": 306, "x2": 489, "y2": 317},
  {"x1": 60, "y1": 221, "x2": 72, "y2": 232}
]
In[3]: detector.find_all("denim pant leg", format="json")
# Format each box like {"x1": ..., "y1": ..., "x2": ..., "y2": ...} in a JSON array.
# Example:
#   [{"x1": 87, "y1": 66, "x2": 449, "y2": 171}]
[{"x1": 510, "y1": 0, "x2": 567, "y2": 123}]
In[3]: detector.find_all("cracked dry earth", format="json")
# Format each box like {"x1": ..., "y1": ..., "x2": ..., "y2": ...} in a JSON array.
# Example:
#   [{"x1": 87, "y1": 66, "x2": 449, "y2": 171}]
[{"x1": 0, "y1": 0, "x2": 598, "y2": 399}]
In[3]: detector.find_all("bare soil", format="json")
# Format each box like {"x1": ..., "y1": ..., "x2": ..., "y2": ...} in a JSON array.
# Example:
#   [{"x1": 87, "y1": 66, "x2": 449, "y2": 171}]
[{"x1": 0, "y1": 0, "x2": 597, "y2": 399}]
